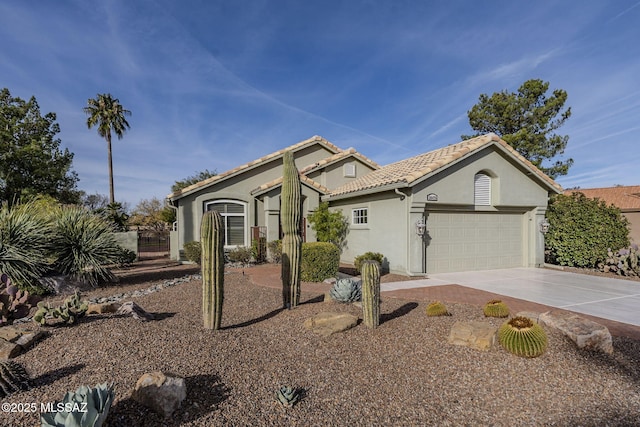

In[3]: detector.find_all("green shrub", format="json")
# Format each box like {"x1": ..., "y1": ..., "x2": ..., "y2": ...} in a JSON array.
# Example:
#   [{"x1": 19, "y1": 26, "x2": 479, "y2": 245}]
[
  {"x1": 49, "y1": 205, "x2": 122, "y2": 286},
  {"x1": 546, "y1": 193, "x2": 630, "y2": 268},
  {"x1": 301, "y1": 242, "x2": 340, "y2": 282},
  {"x1": 354, "y1": 252, "x2": 384, "y2": 273},
  {"x1": 251, "y1": 237, "x2": 267, "y2": 263},
  {"x1": 227, "y1": 246, "x2": 252, "y2": 264},
  {"x1": 0, "y1": 200, "x2": 53, "y2": 289},
  {"x1": 183, "y1": 241, "x2": 201, "y2": 264},
  {"x1": 267, "y1": 240, "x2": 282, "y2": 264},
  {"x1": 115, "y1": 247, "x2": 137, "y2": 267},
  {"x1": 307, "y1": 202, "x2": 349, "y2": 249}
]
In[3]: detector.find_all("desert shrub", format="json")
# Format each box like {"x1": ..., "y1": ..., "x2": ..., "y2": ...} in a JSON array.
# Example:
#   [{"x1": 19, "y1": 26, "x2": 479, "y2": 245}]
[
  {"x1": 0, "y1": 200, "x2": 53, "y2": 289},
  {"x1": 49, "y1": 205, "x2": 122, "y2": 286},
  {"x1": 251, "y1": 237, "x2": 267, "y2": 263},
  {"x1": 183, "y1": 241, "x2": 201, "y2": 264},
  {"x1": 545, "y1": 193, "x2": 630, "y2": 268},
  {"x1": 115, "y1": 247, "x2": 137, "y2": 267},
  {"x1": 354, "y1": 252, "x2": 384, "y2": 273},
  {"x1": 301, "y1": 242, "x2": 340, "y2": 282},
  {"x1": 267, "y1": 240, "x2": 282, "y2": 264},
  {"x1": 307, "y1": 202, "x2": 349, "y2": 249},
  {"x1": 227, "y1": 246, "x2": 252, "y2": 265}
]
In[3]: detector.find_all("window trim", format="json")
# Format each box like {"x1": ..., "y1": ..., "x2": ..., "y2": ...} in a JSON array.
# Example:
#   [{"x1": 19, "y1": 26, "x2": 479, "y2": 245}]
[
  {"x1": 204, "y1": 199, "x2": 248, "y2": 247},
  {"x1": 474, "y1": 172, "x2": 492, "y2": 206},
  {"x1": 352, "y1": 207, "x2": 368, "y2": 225}
]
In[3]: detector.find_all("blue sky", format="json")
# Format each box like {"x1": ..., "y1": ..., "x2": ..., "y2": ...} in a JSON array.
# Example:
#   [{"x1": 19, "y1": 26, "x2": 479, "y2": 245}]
[{"x1": 2, "y1": 1, "x2": 639, "y2": 209}]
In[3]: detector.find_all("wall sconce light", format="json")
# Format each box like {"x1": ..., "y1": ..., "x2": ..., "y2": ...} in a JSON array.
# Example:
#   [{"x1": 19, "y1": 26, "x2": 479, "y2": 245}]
[
  {"x1": 416, "y1": 218, "x2": 426, "y2": 236},
  {"x1": 540, "y1": 218, "x2": 550, "y2": 234}
]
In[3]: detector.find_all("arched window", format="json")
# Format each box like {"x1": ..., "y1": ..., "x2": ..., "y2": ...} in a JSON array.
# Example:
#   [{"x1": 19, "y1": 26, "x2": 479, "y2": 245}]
[
  {"x1": 474, "y1": 173, "x2": 491, "y2": 206},
  {"x1": 205, "y1": 200, "x2": 247, "y2": 246}
]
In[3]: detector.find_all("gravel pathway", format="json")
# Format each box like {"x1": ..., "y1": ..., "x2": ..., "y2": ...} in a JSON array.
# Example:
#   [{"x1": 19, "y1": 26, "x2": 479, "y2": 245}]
[{"x1": 2, "y1": 271, "x2": 640, "y2": 426}]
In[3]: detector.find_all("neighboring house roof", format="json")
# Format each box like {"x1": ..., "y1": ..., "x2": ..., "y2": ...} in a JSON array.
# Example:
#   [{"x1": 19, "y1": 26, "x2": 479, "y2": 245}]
[
  {"x1": 326, "y1": 133, "x2": 563, "y2": 199},
  {"x1": 167, "y1": 135, "x2": 344, "y2": 200},
  {"x1": 251, "y1": 175, "x2": 331, "y2": 196},
  {"x1": 564, "y1": 186, "x2": 640, "y2": 212}
]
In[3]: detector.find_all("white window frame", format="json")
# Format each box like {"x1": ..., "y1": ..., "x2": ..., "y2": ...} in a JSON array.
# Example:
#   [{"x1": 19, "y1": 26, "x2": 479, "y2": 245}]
[
  {"x1": 205, "y1": 199, "x2": 247, "y2": 247},
  {"x1": 474, "y1": 173, "x2": 492, "y2": 206},
  {"x1": 343, "y1": 163, "x2": 356, "y2": 178},
  {"x1": 352, "y1": 207, "x2": 368, "y2": 225}
]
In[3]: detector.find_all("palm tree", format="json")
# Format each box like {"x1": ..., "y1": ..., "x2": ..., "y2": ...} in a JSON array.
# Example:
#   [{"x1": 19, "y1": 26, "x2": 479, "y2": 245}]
[{"x1": 84, "y1": 94, "x2": 131, "y2": 204}]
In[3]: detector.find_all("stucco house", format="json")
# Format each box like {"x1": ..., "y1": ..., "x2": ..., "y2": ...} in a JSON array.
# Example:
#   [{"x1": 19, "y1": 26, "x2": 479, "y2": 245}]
[
  {"x1": 166, "y1": 133, "x2": 562, "y2": 275},
  {"x1": 564, "y1": 185, "x2": 640, "y2": 243}
]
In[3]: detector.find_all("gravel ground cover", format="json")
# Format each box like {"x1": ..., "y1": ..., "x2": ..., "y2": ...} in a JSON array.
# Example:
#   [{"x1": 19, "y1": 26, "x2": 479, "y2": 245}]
[{"x1": 2, "y1": 270, "x2": 640, "y2": 426}]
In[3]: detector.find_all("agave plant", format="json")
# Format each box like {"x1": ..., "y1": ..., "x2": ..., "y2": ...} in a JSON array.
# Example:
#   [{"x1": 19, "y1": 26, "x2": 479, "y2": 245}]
[
  {"x1": 483, "y1": 299, "x2": 510, "y2": 318},
  {"x1": 0, "y1": 200, "x2": 52, "y2": 288},
  {"x1": 498, "y1": 316, "x2": 548, "y2": 358},
  {"x1": 49, "y1": 206, "x2": 122, "y2": 286},
  {"x1": 275, "y1": 386, "x2": 300, "y2": 408},
  {"x1": 41, "y1": 382, "x2": 115, "y2": 427},
  {"x1": 329, "y1": 278, "x2": 362, "y2": 303},
  {"x1": 426, "y1": 301, "x2": 451, "y2": 317}
]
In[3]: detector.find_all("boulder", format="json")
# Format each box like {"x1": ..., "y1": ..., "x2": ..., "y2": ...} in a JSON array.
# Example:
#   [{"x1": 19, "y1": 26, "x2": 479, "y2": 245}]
[
  {"x1": 132, "y1": 371, "x2": 186, "y2": 418},
  {"x1": 304, "y1": 312, "x2": 358, "y2": 337},
  {"x1": 447, "y1": 321, "x2": 497, "y2": 351},
  {"x1": 87, "y1": 302, "x2": 122, "y2": 314},
  {"x1": 0, "y1": 326, "x2": 46, "y2": 359},
  {"x1": 116, "y1": 302, "x2": 154, "y2": 321},
  {"x1": 538, "y1": 311, "x2": 613, "y2": 354},
  {"x1": 0, "y1": 340, "x2": 21, "y2": 360}
]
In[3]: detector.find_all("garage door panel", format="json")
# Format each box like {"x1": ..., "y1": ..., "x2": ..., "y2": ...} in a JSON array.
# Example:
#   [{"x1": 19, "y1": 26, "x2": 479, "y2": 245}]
[{"x1": 426, "y1": 212, "x2": 524, "y2": 273}]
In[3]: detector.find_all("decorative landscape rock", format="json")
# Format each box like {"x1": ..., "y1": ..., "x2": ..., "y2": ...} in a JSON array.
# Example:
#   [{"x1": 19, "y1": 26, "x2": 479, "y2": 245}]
[
  {"x1": 538, "y1": 311, "x2": 613, "y2": 354},
  {"x1": 87, "y1": 302, "x2": 122, "y2": 314},
  {"x1": 116, "y1": 302, "x2": 155, "y2": 321},
  {"x1": 447, "y1": 321, "x2": 497, "y2": 351},
  {"x1": 132, "y1": 371, "x2": 186, "y2": 418},
  {"x1": 304, "y1": 312, "x2": 358, "y2": 337},
  {"x1": 0, "y1": 326, "x2": 45, "y2": 359}
]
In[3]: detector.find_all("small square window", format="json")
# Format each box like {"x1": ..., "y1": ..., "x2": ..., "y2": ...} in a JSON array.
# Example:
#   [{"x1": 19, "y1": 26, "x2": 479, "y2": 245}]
[{"x1": 352, "y1": 208, "x2": 368, "y2": 225}]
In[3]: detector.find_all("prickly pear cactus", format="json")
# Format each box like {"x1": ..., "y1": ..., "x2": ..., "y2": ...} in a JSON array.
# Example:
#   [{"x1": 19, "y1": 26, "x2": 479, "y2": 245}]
[
  {"x1": 275, "y1": 386, "x2": 300, "y2": 408},
  {"x1": 201, "y1": 210, "x2": 225, "y2": 330},
  {"x1": 329, "y1": 278, "x2": 362, "y2": 303},
  {"x1": 280, "y1": 151, "x2": 302, "y2": 309},
  {"x1": 426, "y1": 301, "x2": 450, "y2": 317},
  {"x1": 361, "y1": 260, "x2": 381, "y2": 329},
  {"x1": 498, "y1": 316, "x2": 548, "y2": 358},
  {"x1": 483, "y1": 299, "x2": 510, "y2": 318},
  {"x1": 0, "y1": 360, "x2": 30, "y2": 397}
]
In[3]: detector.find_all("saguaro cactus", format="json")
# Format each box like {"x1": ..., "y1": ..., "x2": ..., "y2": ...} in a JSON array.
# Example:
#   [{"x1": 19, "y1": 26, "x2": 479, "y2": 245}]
[
  {"x1": 361, "y1": 260, "x2": 381, "y2": 328},
  {"x1": 281, "y1": 151, "x2": 303, "y2": 308},
  {"x1": 202, "y1": 210, "x2": 225, "y2": 329}
]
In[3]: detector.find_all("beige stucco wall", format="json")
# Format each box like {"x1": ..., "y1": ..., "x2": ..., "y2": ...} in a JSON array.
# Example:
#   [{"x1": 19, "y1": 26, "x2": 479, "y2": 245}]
[{"x1": 624, "y1": 211, "x2": 640, "y2": 243}]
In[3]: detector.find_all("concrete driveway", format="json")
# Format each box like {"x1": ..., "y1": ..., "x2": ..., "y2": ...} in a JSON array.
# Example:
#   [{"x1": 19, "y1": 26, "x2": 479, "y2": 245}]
[{"x1": 381, "y1": 267, "x2": 640, "y2": 327}]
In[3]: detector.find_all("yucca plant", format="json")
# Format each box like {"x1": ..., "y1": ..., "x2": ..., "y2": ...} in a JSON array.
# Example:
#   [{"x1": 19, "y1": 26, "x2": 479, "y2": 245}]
[
  {"x1": 49, "y1": 206, "x2": 122, "y2": 286},
  {"x1": 498, "y1": 316, "x2": 548, "y2": 358},
  {"x1": 426, "y1": 301, "x2": 450, "y2": 317},
  {"x1": 483, "y1": 299, "x2": 510, "y2": 318},
  {"x1": 0, "y1": 200, "x2": 52, "y2": 288}
]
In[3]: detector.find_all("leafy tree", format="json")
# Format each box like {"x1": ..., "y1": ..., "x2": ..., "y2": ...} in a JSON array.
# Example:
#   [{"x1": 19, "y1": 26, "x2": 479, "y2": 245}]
[
  {"x1": 463, "y1": 79, "x2": 573, "y2": 178},
  {"x1": 80, "y1": 192, "x2": 110, "y2": 211},
  {"x1": 171, "y1": 169, "x2": 217, "y2": 193},
  {"x1": 0, "y1": 88, "x2": 79, "y2": 205},
  {"x1": 545, "y1": 193, "x2": 629, "y2": 268},
  {"x1": 83, "y1": 93, "x2": 131, "y2": 204},
  {"x1": 128, "y1": 197, "x2": 175, "y2": 230},
  {"x1": 307, "y1": 202, "x2": 349, "y2": 250}
]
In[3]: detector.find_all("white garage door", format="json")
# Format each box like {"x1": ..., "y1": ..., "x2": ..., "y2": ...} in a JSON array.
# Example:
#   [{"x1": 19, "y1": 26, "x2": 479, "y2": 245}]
[{"x1": 426, "y1": 212, "x2": 524, "y2": 273}]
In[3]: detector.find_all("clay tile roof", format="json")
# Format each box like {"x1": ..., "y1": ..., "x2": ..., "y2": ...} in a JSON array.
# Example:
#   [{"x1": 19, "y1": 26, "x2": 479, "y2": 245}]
[
  {"x1": 167, "y1": 135, "x2": 340, "y2": 199},
  {"x1": 299, "y1": 148, "x2": 380, "y2": 174},
  {"x1": 564, "y1": 186, "x2": 640, "y2": 211},
  {"x1": 251, "y1": 174, "x2": 330, "y2": 196},
  {"x1": 328, "y1": 133, "x2": 562, "y2": 197}
]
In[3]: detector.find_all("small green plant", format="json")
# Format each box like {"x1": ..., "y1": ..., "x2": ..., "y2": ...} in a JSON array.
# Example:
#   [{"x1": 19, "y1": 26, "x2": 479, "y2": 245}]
[
  {"x1": 0, "y1": 273, "x2": 41, "y2": 326},
  {"x1": 33, "y1": 291, "x2": 88, "y2": 326},
  {"x1": 0, "y1": 360, "x2": 30, "y2": 397},
  {"x1": 307, "y1": 202, "x2": 349, "y2": 249},
  {"x1": 354, "y1": 252, "x2": 384, "y2": 274},
  {"x1": 267, "y1": 240, "x2": 282, "y2": 264},
  {"x1": 599, "y1": 244, "x2": 640, "y2": 277},
  {"x1": 483, "y1": 299, "x2": 510, "y2": 318},
  {"x1": 251, "y1": 236, "x2": 267, "y2": 263},
  {"x1": 40, "y1": 382, "x2": 115, "y2": 427},
  {"x1": 301, "y1": 242, "x2": 340, "y2": 282},
  {"x1": 498, "y1": 316, "x2": 548, "y2": 358},
  {"x1": 329, "y1": 278, "x2": 362, "y2": 303},
  {"x1": 426, "y1": 301, "x2": 451, "y2": 317},
  {"x1": 115, "y1": 247, "x2": 137, "y2": 267},
  {"x1": 183, "y1": 241, "x2": 202, "y2": 264},
  {"x1": 227, "y1": 246, "x2": 252, "y2": 265},
  {"x1": 275, "y1": 386, "x2": 300, "y2": 408}
]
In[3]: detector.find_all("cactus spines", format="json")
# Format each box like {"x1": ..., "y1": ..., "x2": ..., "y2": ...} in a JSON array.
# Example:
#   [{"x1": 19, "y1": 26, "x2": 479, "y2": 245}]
[
  {"x1": 498, "y1": 316, "x2": 548, "y2": 358},
  {"x1": 361, "y1": 260, "x2": 381, "y2": 329},
  {"x1": 0, "y1": 360, "x2": 30, "y2": 397},
  {"x1": 483, "y1": 299, "x2": 510, "y2": 318},
  {"x1": 426, "y1": 301, "x2": 451, "y2": 317},
  {"x1": 202, "y1": 210, "x2": 225, "y2": 330},
  {"x1": 280, "y1": 151, "x2": 303, "y2": 309}
]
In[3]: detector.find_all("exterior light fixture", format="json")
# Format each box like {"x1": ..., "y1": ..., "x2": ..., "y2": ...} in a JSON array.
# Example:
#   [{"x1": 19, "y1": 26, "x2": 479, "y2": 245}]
[
  {"x1": 540, "y1": 219, "x2": 550, "y2": 234},
  {"x1": 416, "y1": 218, "x2": 426, "y2": 236}
]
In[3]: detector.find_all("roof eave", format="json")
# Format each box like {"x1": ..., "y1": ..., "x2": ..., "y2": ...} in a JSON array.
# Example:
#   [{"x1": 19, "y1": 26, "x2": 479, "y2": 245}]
[{"x1": 323, "y1": 182, "x2": 408, "y2": 201}]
